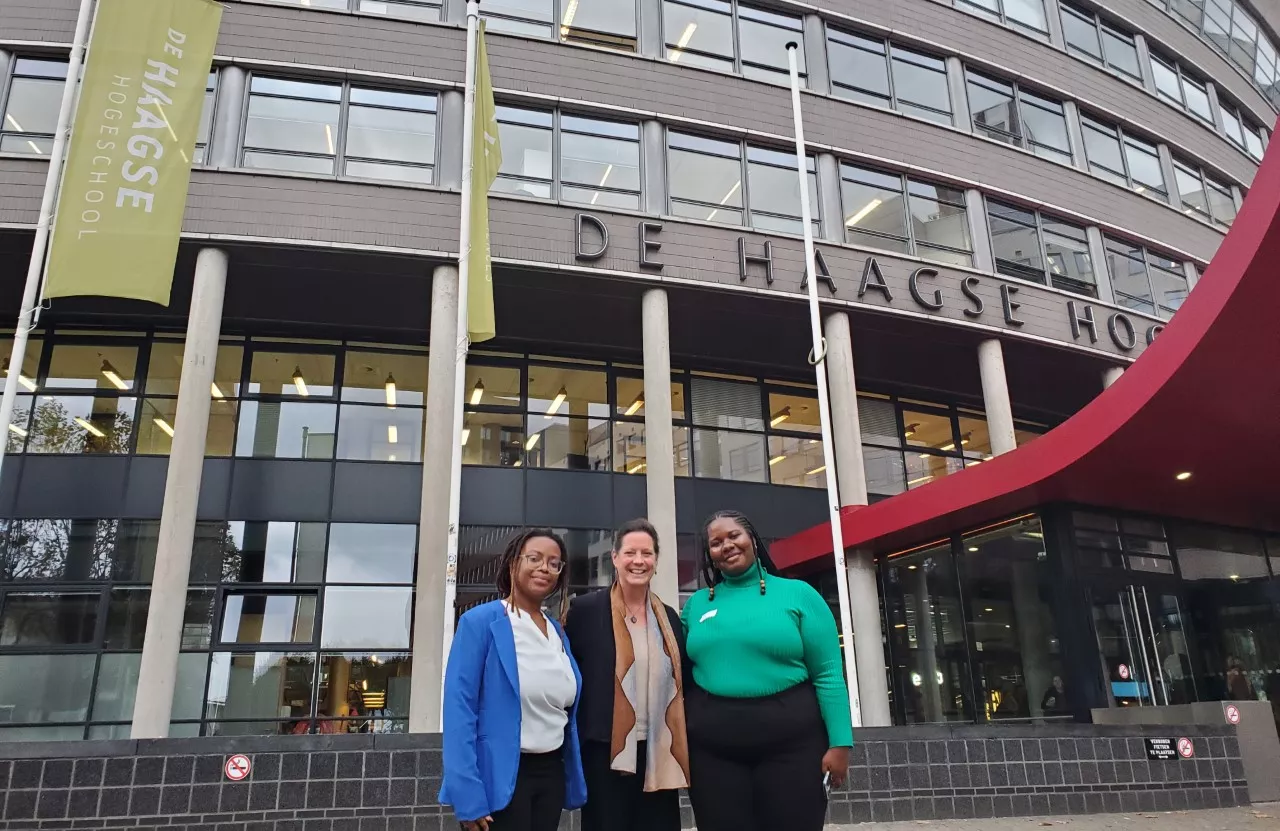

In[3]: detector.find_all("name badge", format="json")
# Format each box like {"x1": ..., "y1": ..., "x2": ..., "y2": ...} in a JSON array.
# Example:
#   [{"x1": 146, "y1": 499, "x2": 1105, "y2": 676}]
[{"x1": 699, "y1": 609, "x2": 718, "y2": 623}]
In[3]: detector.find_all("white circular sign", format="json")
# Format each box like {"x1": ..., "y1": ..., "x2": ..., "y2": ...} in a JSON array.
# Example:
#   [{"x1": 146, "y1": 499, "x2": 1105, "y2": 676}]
[
  {"x1": 1118, "y1": 664, "x2": 1131, "y2": 680},
  {"x1": 1176, "y1": 738, "x2": 1195, "y2": 759},
  {"x1": 1225, "y1": 704, "x2": 1241, "y2": 725},
  {"x1": 224, "y1": 754, "x2": 252, "y2": 781}
]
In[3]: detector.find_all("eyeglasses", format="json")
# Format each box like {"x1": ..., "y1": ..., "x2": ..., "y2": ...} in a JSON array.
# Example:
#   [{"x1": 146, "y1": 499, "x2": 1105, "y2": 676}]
[{"x1": 521, "y1": 553, "x2": 564, "y2": 574}]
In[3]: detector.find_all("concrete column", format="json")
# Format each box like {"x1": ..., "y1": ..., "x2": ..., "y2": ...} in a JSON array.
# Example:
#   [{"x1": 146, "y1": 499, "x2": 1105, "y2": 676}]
[
  {"x1": 438, "y1": 91, "x2": 465, "y2": 190},
  {"x1": 1085, "y1": 226, "x2": 1116, "y2": 304},
  {"x1": 816, "y1": 152, "x2": 843, "y2": 244},
  {"x1": 642, "y1": 120, "x2": 667, "y2": 215},
  {"x1": 1102, "y1": 366, "x2": 1124, "y2": 388},
  {"x1": 1062, "y1": 101, "x2": 1089, "y2": 173},
  {"x1": 638, "y1": 0, "x2": 662, "y2": 58},
  {"x1": 210, "y1": 65, "x2": 246, "y2": 168},
  {"x1": 1042, "y1": 0, "x2": 1066, "y2": 49},
  {"x1": 978, "y1": 339, "x2": 1017, "y2": 456},
  {"x1": 965, "y1": 189, "x2": 995, "y2": 272},
  {"x1": 130, "y1": 247, "x2": 228, "y2": 738},
  {"x1": 1133, "y1": 34, "x2": 1158, "y2": 95},
  {"x1": 946, "y1": 57, "x2": 971, "y2": 132},
  {"x1": 409, "y1": 263, "x2": 459, "y2": 733},
  {"x1": 801, "y1": 14, "x2": 830, "y2": 94},
  {"x1": 824, "y1": 310, "x2": 892, "y2": 727},
  {"x1": 642, "y1": 288, "x2": 679, "y2": 606},
  {"x1": 1156, "y1": 143, "x2": 1179, "y2": 207}
]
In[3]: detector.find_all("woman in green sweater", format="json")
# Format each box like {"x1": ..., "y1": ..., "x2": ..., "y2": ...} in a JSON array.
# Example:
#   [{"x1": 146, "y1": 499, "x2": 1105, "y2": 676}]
[{"x1": 681, "y1": 510, "x2": 853, "y2": 831}]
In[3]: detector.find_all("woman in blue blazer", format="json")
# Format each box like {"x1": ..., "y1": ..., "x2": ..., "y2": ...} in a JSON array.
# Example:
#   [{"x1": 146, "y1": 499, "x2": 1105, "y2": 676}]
[{"x1": 440, "y1": 528, "x2": 587, "y2": 831}]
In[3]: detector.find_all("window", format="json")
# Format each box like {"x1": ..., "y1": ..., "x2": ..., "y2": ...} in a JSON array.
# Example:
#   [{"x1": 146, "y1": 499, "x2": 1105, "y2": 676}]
[
  {"x1": 1149, "y1": 53, "x2": 1214, "y2": 123},
  {"x1": 1173, "y1": 158, "x2": 1237, "y2": 226},
  {"x1": 195, "y1": 72, "x2": 217, "y2": 165},
  {"x1": 258, "y1": 0, "x2": 444, "y2": 21},
  {"x1": 612, "y1": 375, "x2": 690, "y2": 477},
  {"x1": 1059, "y1": 4, "x2": 1141, "y2": 79},
  {"x1": 765, "y1": 385, "x2": 826, "y2": 489},
  {"x1": 1219, "y1": 102, "x2": 1266, "y2": 161},
  {"x1": 0, "y1": 59, "x2": 66, "y2": 155},
  {"x1": 661, "y1": 0, "x2": 806, "y2": 87},
  {"x1": 1104, "y1": 237, "x2": 1188, "y2": 319},
  {"x1": 137, "y1": 341, "x2": 242, "y2": 457},
  {"x1": 1080, "y1": 115, "x2": 1167, "y2": 200},
  {"x1": 667, "y1": 132, "x2": 818, "y2": 234},
  {"x1": 986, "y1": 201, "x2": 1096, "y2": 296},
  {"x1": 1147, "y1": 0, "x2": 1280, "y2": 108},
  {"x1": 244, "y1": 77, "x2": 438, "y2": 183},
  {"x1": 950, "y1": 0, "x2": 1048, "y2": 35},
  {"x1": 493, "y1": 108, "x2": 641, "y2": 209},
  {"x1": 827, "y1": 31, "x2": 952, "y2": 124},
  {"x1": 337, "y1": 349, "x2": 428, "y2": 463},
  {"x1": 484, "y1": 0, "x2": 636, "y2": 50},
  {"x1": 840, "y1": 164, "x2": 972, "y2": 267},
  {"x1": 967, "y1": 71, "x2": 1072, "y2": 164}
]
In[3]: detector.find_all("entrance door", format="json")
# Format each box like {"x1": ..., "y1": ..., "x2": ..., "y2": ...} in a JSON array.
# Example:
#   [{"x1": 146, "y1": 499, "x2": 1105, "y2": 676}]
[{"x1": 1089, "y1": 583, "x2": 1196, "y2": 707}]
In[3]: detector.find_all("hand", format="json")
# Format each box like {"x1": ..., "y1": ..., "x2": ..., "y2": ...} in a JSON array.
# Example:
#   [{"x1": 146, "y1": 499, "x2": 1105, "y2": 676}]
[
  {"x1": 822, "y1": 747, "x2": 850, "y2": 790},
  {"x1": 461, "y1": 817, "x2": 493, "y2": 830}
]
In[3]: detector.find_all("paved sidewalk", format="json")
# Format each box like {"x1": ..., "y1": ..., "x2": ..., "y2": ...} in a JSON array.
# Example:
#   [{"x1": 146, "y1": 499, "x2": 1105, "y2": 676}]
[{"x1": 828, "y1": 805, "x2": 1280, "y2": 830}]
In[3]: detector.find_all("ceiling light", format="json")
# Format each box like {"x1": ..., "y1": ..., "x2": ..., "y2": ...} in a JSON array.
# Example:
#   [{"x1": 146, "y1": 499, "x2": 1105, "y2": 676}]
[
  {"x1": 560, "y1": 0, "x2": 578, "y2": 33},
  {"x1": 624, "y1": 392, "x2": 644, "y2": 416},
  {"x1": 387, "y1": 425, "x2": 398, "y2": 444},
  {"x1": 904, "y1": 422, "x2": 918, "y2": 438},
  {"x1": 668, "y1": 22, "x2": 698, "y2": 62},
  {"x1": 627, "y1": 461, "x2": 647, "y2": 474},
  {"x1": 5, "y1": 113, "x2": 24, "y2": 131},
  {"x1": 3, "y1": 361, "x2": 37, "y2": 392},
  {"x1": 27, "y1": 140, "x2": 42, "y2": 155},
  {"x1": 769, "y1": 454, "x2": 786, "y2": 466},
  {"x1": 807, "y1": 464, "x2": 826, "y2": 475},
  {"x1": 101, "y1": 360, "x2": 127, "y2": 390},
  {"x1": 1134, "y1": 185, "x2": 1146, "y2": 194},
  {"x1": 153, "y1": 417, "x2": 175, "y2": 438},
  {"x1": 940, "y1": 442, "x2": 956, "y2": 451},
  {"x1": 525, "y1": 433, "x2": 541, "y2": 451},
  {"x1": 1175, "y1": 471, "x2": 1192, "y2": 481},
  {"x1": 8, "y1": 423, "x2": 27, "y2": 438},
  {"x1": 907, "y1": 475, "x2": 933, "y2": 486},
  {"x1": 907, "y1": 565, "x2": 917, "y2": 570},
  {"x1": 513, "y1": 459, "x2": 523, "y2": 467},
  {"x1": 324, "y1": 123, "x2": 335, "y2": 155},
  {"x1": 385, "y1": 374, "x2": 397, "y2": 408},
  {"x1": 968, "y1": 546, "x2": 979, "y2": 552},
  {"x1": 211, "y1": 382, "x2": 225, "y2": 399},
  {"x1": 461, "y1": 427, "x2": 471, "y2": 445},
  {"x1": 75, "y1": 416, "x2": 105, "y2": 438},
  {"x1": 845, "y1": 198, "x2": 883, "y2": 226},
  {"x1": 547, "y1": 386, "x2": 568, "y2": 415},
  {"x1": 292, "y1": 367, "x2": 309, "y2": 397},
  {"x1": 984, "y1": 607, "x2": 994, "y2": 612},
  {"x1": 770, "y1": 406, "x2": 791, "y2": 427},
  {"x1": 894, "y1": 623, "x2": 907, "y2": 629},
  {"x1": 387, "y1": 453, "x2": 397, "y2": 461},
  {"x1": 470, "y1": 378, "x2": 485, "y2": 406}
]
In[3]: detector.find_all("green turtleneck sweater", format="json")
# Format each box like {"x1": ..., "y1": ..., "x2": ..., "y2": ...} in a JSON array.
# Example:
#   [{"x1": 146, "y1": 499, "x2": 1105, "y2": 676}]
[{"x1": 681, "y1": 569, "x2": 854, "y2": 747}]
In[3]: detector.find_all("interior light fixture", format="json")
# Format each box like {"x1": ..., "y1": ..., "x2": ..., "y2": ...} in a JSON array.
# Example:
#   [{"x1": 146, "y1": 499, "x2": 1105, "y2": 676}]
[
  {"x1": 624, "y1": 392, "x2": 644, "y2": 416},
  {"x1": 1229, "y1": 574, "x2": 1240, "y2": 581},
  {"x1": 75, "y1": 416, "x2": 105, "y2": 438},
  {"x1": 547, "y1": 386, "x2": 568, "y2": 415},
  {"x1": 4, "y1": 113, "x2": 23, "y2": 131},
  {"x1": 1175, "y1": 471, "x2": 1192, "y2": 481},
  {"x1": 210, "y1": 382, "x2": 225, "y2": 399},
  {"x1": 770, "y1": 406, "x2": 791, "y2": 427},
  {"x1": 470, "y1": 378, "x2": 485, "y2": 406},
  {"x1": 894, "y1": 623, "x2": 907, "y2": 629},
  {"x1": 806, "y1": 464, "x2": 826, "y2": 475},
  {"x1": 7, "y1": 423, "x2": 27, "y2": 438},
  {"x1": 627, "y1": 461, "x2": 647, "y2": 474},
  {"x1": 514, "y1": 459, "x2": 523, "y2": 467},
  {"x1": 560, "y1": 0, "x2": 579, "y2": 34},
  {"x1": 27, "y1": 140, "x2": 42, "y2": 155},
  {"x1": 941, "y1": 442, "x2": 956, "y2": 451},
  {"x1": 153, "y1": 417, "x2": 175, "y2": 438},
  {"x1": 101, "y1": 360, "x2": 127, "y2": 390},
  {"x1": 461, "y1": 427, "x2": 471, "y2": 445},
  {"x1": 907, "y1": 564, "x2": 917, "y2": 570},
  {"x1": 3, "y1": 361, "x2": 37, "y2": 392},
  {"x1": 292, "y1": 367, "x2": 309, "y2": 397},
  {"x1": 385, "y1": 374, "x2": 397, "y2": 408},
  {"x1": 324, "y1": 123, "x2": 335, "y2": 155},
  {"x1": 968, "y1": 546, "x2": 979, "y2": 552},
  {"x1": 388, "y1": 453, "x2": 397, "y2": 461},
  {"x1": 904, "y1": 422, "x2": 919, "y2": 438},
  {"x1": 1134, "y1": 185, "x2": 1146, "y2": 194},
  {"x1": 590, "y1": 163, "x2": 615, "y2": 205},
  {"x1": 668, "y1": 22, "x2": 698, "y2": 62},
  {"x1": 525, "y1": 433, "x2": 541, "y2": 451},
  {"x1": 907, "y1": 474, "x2": 933, "y2": 486},
  {"x1": 768, "y1": 454, "x2": 786, "y2": 466},
  {"x1": 984, "y1": 607, "x2": 994, "y2": 613},
  {"x1": 387, "y1": 425, "x2": 398, "y2": 444},
  {"x1": 845, "y1": 198, "x2": 882, "y2": 226},
  {"x1": 706, "y1": 181, "x2": 741, "y2": 222}
]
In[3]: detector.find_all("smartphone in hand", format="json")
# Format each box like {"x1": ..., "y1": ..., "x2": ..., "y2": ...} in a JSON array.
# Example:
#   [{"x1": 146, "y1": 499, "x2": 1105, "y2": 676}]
[{"x1": 823, "y1": 771, "x2": 832, "y2": 798}]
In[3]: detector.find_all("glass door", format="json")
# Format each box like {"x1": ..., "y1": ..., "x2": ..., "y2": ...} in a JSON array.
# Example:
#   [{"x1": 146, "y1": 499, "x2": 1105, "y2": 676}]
[{"x1": 1088, "y1": 583, "x2": 1195, "y2": 707}]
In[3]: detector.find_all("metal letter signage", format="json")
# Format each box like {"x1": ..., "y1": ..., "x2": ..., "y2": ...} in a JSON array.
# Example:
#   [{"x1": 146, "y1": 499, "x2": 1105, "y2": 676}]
[
  {"x1": 1108, "y1": 312, "x2": 1137, "y2": 351},
  {"x1": 1000, "y1": 284, "x2": 1025, "y2": 326},
  {"x1": 908, "y1": 267, "x2": 944, "y2": 310},
  {"x1": 858, "y1": 257, "x2": 893, "y2": 301},
  {"x1": 800, "y1": 248, "x2": 838, "y2": 294},
  {"x1": 639, "y1": 222, "x2": 664, "y2": 270},
  {"x1": 1068, "y1": 301, "x2": 1098, "y2": 343},
  {"x1": 961, "y1": 276, "x2": 984, "y2": 318},
  {"x1": 738, "y1": 238, "x2": 774, "y2": 285},
  {"x1": 575, "y1": 213, "x2": 608, "y2": 260}
]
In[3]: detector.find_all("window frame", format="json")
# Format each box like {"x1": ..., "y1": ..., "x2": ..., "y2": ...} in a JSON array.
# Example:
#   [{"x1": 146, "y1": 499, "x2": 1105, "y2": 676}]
[
  {"x1": 966, "y1": 69, "x2": 1073, "y2": 165},
  {"x1": 1059, "y1": 3, "x2": 1142, "y2": 81},
  {"x1": 659, "y1": 0, "x2": 807, "y2": 87},
  {"x1": 839, "y1": 162, "x2": 974, "y2": 267},
  {"x1": 1148, "y1": 52, "x2": 1215, "y2": 124},
  {"x1": 1103, "y1": 236, "x2": 1188, "y2": 319},
  {"x1": 985, "y1": 200, "x2": 1097, "y2": 297},
  {"x1": 1146, "y1": 0, "x2": 1280, "y2": 108},
  {"x1": 0, "y1": 56, "x2": 70, "y2": 156},
  {"x1": 1172, "y1": 157, "x2": 1236, "y2": 226},
  {"x1": 951, "y1": 0, "x2": 1048, "y2": 36},
  {"x1": 826, "y1": 28, "x2": 952, "y2": 124},
  {"x1": 1080, "y1": 114, "x2": 1169, "y2": 201}
]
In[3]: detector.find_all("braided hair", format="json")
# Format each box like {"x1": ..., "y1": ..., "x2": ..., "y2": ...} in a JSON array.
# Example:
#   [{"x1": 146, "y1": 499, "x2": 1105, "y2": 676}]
[
  {"x1": 496, "y1": 527, "x2": 570, "y2": 619},
  {"x1": 699, "y1": 510, "x2": 778, "y2": 601}
]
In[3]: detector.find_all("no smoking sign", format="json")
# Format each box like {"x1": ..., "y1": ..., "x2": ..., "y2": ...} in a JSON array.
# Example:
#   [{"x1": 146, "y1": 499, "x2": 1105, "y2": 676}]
[
  {"x1": 1176, "y1": 738, "x2": 1195, "y2": 759},
  {"x1": 224, "y1": 754, "x2": 252, "y2": 781},
  {"x1": 1224, "y1": 704, "x2": 1241, "y2": 725}
]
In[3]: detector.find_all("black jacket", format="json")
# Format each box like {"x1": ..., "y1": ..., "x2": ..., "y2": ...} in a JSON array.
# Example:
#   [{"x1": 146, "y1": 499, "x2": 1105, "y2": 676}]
[{"x1": 563, "y1": 588, "x2": 687, "y2": 746}]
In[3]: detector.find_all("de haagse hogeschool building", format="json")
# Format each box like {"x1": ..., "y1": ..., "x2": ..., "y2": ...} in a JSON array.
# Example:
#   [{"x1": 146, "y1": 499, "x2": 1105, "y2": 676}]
[{"x1": 0, "y1": 0, "x2": 1278, "y2": 778}]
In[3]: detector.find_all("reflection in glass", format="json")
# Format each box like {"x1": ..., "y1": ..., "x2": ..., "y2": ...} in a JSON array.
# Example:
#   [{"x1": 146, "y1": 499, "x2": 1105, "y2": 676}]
[
  {"x1": 614, "y1": 376, "x2": 686, "y2": 418},
  {"x1": 145, "y1": 342, "x2": 243, "y2": 397},
  {"x1": 883, "y1": 542, "x2": 971, "y2": 723},
  {"x1": 0, "y1": 519, "x2": 119, "y2": 582},
  {"x1": 668, "y1": 134, "x2": 743, "y2": 225},
  {"x1": 559, "y1": 0, "x2": 637, "y2": 48},
  {"x1": 204, "y1": 651, "x2": 316, "y2": 734},
  {"x1": 664, "y1": 0, "x2": 734, "y2": 67},
  {"x1": 90, "y1": 652, "x2": 208, "y2": 724},
  {"x1": 321, "y1": 587, "x2": 413, "y2": 649},
  {"x1": 525, "y1": 414, "x2": 611, "y2": 471},
  {"x1": 219, "y1": 594, "x2": 317, "y2": 644},
  {"x1": 495, "y1": 108, "x2": 554, "y2": 195},
  {"x1": 692, "y1": 429, "x2": 766, "y2": 482},
  {"x1": 767, "y1": 435, "x2": 825, "y2": 488},
  {"x1": 23, "y1": 395, "x2": 135, "y2": 455},
  {"x1": 738, "y1": 6, "x2": 805, "y2": 85},
  {"x1": 0, "y1": 654, "x2": 95, "y2": 726},
  {"x1": 528, "y1": 364, "x2": 608, "y2": 417},
  {"x1": 314, "y1": 653, "x2": 412, "y2": 733},
  {"x1": 464, "y1": 363, "x2": 522, "y2": 408},
  {"x1": 326, "y1": 523, "x2": 417, "y2": 584},
  {"x1": 136, "y1": 397, "x2": 238, "y2": 456},
  {"x1": 345, "y1": 91, "x2": 437, "y2": 177},
  {"x1": 235, "y1": 401, "x2": 337, "y2": 459},
  {"x1": 223, "y1": 522, "x2": 326, "y2": 583},
  {"x1": 863, "y1": 445, "x2": 906, "y2": 496},
  {"x1": 249, "y1": 351, "x2": 335, "y2": 397},
  {"x1": 337, "y1": 404, "x2": 423, "y2": 462},
  {"x1": 461, "y1": 411, "x2": 525, "y2": 466},
  {"x1": 907, "y1": 452, "x2": 964, "y2": 489},
  {"x1": 611, "y1": 422, "x2": 691, "y2": 476},
  {"x1": 244, "y1": 78, "x2": 341, "y2": 167},
  {"x1": 0, "y1": 591, "x2": 98, "y2": 646},
  {"x1": 342, "y1": 350, "x2": 427, "y2": 405},
  {"x1": 46, "y1": 343, "x2": 139, "y2": 391}
]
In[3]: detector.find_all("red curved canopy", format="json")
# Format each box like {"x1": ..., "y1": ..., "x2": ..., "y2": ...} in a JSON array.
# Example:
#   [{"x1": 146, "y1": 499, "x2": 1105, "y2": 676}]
[{"x1": 775, "y1": 120, "x2": 1280, "y2": 571}]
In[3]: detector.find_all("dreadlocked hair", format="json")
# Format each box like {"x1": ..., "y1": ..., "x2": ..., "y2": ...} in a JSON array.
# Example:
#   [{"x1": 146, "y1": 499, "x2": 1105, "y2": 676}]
[
  {"x1": 699, "y1": 510, "x2": 778, "y2": 601},
  {"x1": 495, "y1": 527, "x2": 571, "y2": 621}
]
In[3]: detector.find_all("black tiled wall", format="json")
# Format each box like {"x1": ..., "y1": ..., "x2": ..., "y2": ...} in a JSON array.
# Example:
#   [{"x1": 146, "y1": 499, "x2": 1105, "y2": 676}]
[{"x1": 0, "y1": 725, "x2": 1249, "y2": 829}]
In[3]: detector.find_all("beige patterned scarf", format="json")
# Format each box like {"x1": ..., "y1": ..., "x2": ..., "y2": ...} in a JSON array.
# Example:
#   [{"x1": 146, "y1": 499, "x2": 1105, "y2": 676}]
[{"x1": 609, "y1": 584, "x2": 690, "y2": 791}]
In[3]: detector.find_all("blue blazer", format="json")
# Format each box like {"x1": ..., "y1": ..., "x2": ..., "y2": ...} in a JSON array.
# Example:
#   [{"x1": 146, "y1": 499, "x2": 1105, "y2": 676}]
[{"x1": 439, "y1": 600, "x2": 588, "y2": 822}]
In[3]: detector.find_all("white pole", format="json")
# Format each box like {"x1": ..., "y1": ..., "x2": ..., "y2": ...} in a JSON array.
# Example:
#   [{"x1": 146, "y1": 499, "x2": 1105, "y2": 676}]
[
  {"x1": 0, "y1": 0, "x2": 96, "y2": 480},
  {"x1": 439, "y1": 0, "x2": 481, "y2": 713},
  {"x1": 785, "y1": 42, "x2": 862, "y2": 729}
]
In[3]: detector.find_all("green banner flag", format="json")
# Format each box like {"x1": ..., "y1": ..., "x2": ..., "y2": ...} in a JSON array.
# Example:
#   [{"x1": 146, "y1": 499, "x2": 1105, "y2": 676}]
[
  {"x1": 45, "y1": 0, "x2": 223, "y2": 307},
  {"x1": 467, "y1": 20, "x2": 502, "y2": 344}
]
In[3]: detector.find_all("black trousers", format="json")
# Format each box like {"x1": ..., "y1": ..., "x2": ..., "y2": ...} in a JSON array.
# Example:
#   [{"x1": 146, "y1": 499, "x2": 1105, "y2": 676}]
[
  {"x1": 686, "y1": 683, "x2": 830, "y2": 831},
  {"x1": 487, "y1": 750, "x2": 565, "y2": 831},
  {"x1": 581, "y1": 740, "x2": 682, "y2": 831}
]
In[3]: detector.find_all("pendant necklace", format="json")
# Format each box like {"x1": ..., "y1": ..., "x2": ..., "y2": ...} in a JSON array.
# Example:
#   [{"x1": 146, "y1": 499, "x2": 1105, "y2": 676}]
[{"x1": 626, "y1": 600, "x2": 645, "y2": 624}]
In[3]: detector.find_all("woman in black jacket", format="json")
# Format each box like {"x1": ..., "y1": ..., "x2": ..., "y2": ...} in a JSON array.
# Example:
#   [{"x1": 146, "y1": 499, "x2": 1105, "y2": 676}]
[{"x1": 563, "y1": 518, "x2": 688, "y2": 831}]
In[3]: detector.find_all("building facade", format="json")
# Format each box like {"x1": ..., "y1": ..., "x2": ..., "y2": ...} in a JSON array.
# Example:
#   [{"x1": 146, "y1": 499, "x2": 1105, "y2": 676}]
[{"x1": 0, "y1": 0, "x2": 1277, "y2": 745}]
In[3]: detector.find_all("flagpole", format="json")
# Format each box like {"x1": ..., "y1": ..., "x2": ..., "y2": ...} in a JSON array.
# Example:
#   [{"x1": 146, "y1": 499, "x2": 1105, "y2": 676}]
[
  {"x1": 785, "y1": 42, "x2": 862, "y2": 729},
  {"x1": 440, "y1": 0, "x2": 482, "y2": 709},
  {"x1": 0, "y1": 0, "x2": 96, "y2": 483}
]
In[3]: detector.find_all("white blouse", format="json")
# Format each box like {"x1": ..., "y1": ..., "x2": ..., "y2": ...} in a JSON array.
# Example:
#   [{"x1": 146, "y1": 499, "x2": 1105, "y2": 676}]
[{"x1": 506, "y1": 603, "x2": 578, "y2": 753}]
